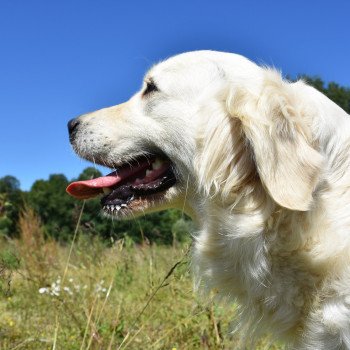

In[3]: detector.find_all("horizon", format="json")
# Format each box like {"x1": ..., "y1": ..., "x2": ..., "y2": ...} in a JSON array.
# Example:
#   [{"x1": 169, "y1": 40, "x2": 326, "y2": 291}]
[{"x1": 1, "y1": 0, "x2": 349, "y2": 190}]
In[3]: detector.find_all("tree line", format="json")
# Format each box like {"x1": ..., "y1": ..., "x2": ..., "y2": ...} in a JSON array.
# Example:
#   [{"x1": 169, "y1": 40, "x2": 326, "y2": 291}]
[{"x1": 1, "y1": 76, "x2": 349, "y2": 243}]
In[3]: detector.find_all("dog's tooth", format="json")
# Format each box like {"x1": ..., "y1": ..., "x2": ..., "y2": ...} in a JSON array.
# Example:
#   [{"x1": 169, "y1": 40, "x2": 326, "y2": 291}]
[
  {"x1": 152, "y1": 158, "x2": 163, "y2": 170},
  {"x1": 146, "y1": 170, "x2": 152, "y2": 177},
  {"x1": 115, "y1": 205, "x2": 121, "y2": 211},
  {"x1": 102, "y1": 187, "x2": 112, "y2": 195},
  {"x1": 121, "y1": 204, "x2": 127, "y2": 208}
]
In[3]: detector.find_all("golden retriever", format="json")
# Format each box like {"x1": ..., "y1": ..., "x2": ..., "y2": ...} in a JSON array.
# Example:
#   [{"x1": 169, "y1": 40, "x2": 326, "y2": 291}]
[{"x1": 67, "y1": 50, "x2": 350, "y2": 349}]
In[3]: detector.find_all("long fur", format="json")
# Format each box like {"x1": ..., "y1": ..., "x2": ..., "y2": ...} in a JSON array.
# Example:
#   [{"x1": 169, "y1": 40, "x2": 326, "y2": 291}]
[{"x1": 71, "y1": 50, "x2": 350, "y2": 349}]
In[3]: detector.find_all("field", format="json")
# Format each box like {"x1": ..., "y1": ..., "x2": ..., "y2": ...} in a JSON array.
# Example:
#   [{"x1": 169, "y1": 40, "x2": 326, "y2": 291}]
[{"x1": 0, "y1": 209, "x2": 283, "y2": 349}]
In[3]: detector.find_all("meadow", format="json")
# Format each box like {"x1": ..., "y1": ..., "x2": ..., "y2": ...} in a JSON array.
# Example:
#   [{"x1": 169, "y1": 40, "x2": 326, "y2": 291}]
[{"x1": 0, "y1": 208, "x2": 283, "y2": 350}]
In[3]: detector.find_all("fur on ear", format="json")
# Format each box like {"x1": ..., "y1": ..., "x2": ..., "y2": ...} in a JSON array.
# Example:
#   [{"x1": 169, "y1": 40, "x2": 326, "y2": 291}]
[
  {"x1": 196, "y1": 99, "x2": 257, "y2": 202},
  {"x1": 226, "y1": 69, "x2": 323, "y2": 211}
]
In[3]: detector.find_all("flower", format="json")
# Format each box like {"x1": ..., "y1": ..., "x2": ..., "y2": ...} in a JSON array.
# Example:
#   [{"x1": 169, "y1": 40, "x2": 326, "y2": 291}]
[
  {"x1": 63, "y1": 286, "x2": 73, "y2": 295},
  {"x1": 39, "y1": 287, "x2": 49, "y2": 294}
]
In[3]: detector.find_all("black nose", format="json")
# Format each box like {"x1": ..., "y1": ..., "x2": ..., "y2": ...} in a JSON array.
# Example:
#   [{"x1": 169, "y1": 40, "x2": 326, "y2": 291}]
[{"x1": 67, "y1": 118, "x2": 80, "y2": 139}]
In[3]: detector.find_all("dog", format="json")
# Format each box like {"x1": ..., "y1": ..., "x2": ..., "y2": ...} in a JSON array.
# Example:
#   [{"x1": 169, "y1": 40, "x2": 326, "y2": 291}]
[{"x1": 67, "y1": 50, "x2": 350, "y2": 349}]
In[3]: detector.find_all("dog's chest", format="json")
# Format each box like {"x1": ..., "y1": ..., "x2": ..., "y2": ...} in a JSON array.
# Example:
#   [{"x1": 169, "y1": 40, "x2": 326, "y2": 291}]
[{"x1": 192, "y1": 211, "x2": 322, "y2": 334}]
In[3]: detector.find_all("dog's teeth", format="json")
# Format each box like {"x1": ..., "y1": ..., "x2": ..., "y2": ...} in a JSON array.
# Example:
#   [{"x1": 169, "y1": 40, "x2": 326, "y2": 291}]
[
  {"x1": 102, "y1": 187, "x2": 112, "y2": 195},
  {"x1": 146, "y1": 170, "x2": 152, "y2": 176},
  {"x1": 152, "y1": 158, "x2": 163, "y2": 170},
  {"x1": 121, "y1": 204, "x2": 127, "y2": 208},
  {"x1": 115, "y1": 205, "x2": 121, "y2": 211}
]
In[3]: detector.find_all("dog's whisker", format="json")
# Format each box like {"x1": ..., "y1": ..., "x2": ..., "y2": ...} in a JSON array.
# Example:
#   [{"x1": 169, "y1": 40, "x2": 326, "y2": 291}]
[{"x1": 181, "y1": 174, "x2": 190, "y2": 218}]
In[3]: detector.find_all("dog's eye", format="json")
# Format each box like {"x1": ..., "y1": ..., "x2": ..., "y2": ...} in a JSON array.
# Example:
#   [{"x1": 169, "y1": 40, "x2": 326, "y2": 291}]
[{"x1": 143, "y1": 80, "x2": 159, "y2": 96}]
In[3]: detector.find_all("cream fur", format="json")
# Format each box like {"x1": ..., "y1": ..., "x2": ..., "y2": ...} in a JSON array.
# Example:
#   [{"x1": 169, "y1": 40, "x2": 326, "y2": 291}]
[{"x1": 71, "y1": 50, "x2": 350, "y2": 349}]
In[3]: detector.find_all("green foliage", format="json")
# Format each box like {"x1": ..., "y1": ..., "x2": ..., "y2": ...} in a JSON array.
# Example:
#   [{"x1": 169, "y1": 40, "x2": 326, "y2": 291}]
[
  {"x1": 0, "y1": 245, "x2": 20, "y2": 297},
  {"x1": 27, "y1": 174, "x2": 75, "y2": 240},
  {"x1": 172, "y1": 217, "x2": 194, "y2": 244},
  {"x1": 0, "y1": 176, "x2": 20, "y2": 193},
  {"x1": 0, "y1": 177, "x2": 23, "y2": 237},
  {"x1": 0, "y1": 248, "x2": 20, "y2": 271}
]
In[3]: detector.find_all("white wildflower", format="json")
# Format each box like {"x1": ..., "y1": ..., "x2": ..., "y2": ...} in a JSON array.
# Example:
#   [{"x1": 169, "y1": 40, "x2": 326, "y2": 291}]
[
  {"x1": 63, "y1": 286, "x2": 73, "y2": 295},
  {"x1": 50, "y1": 282, "x2": 61, "y2": 296},
  {"x1": 39, "y1": 287, "x2": 49, "y2": 294},
  {"x1": 50, "y1": 290, "x2": 59, "y2": 296}
]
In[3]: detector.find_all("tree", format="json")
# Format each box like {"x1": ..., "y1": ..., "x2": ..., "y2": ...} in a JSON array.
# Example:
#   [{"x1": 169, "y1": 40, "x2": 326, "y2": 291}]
[
  {"x1": 0, "y1": 176, "x2": 22, "y2": 236},
  {"x1": 0, "y1": 176, "x2": 20, "y2": 193},
  {"x1": 27, "y1": 174, "x2": 75, "y2": 240}
]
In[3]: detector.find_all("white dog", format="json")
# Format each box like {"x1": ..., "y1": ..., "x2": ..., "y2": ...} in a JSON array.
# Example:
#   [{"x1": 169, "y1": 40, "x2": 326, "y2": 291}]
[{"x1": 67, "y1": 50, "x2": 350, "y2": 349}]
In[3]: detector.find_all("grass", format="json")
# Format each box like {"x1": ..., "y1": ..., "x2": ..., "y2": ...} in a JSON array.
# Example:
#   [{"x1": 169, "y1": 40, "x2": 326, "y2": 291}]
[{"x1": 0, "y1": 208, "x2": 284, "y2": 349}]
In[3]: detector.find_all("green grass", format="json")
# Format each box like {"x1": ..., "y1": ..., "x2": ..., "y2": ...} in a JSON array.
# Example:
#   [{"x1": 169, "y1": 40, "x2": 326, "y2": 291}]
[{"x1": 0, "y1": 209, "x2": 284, "y2": 349}]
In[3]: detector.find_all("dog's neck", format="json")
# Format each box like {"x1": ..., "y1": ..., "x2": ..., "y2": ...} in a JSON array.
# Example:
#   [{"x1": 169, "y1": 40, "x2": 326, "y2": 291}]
[
  {"x1": 192, "y1": 184, "x2": 272, "y2": 290},
  {"x1": 192, "y1": 185, "x2": 327, "y2": 337}
]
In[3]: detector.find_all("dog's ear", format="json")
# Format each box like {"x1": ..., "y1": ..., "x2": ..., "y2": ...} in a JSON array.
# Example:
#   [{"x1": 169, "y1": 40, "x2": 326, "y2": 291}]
[
  {"x1": 227, "y1": 70, "x2": 323, "y2": 211},
  {"x1": 196, "y1": 99, "x2": 257, "y2": 203}
]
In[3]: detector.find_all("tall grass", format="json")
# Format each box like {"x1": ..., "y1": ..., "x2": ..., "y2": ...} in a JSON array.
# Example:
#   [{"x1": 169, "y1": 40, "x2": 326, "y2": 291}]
[{"x1": 0, "y1": 207, "x2": 283, "y2": 349}]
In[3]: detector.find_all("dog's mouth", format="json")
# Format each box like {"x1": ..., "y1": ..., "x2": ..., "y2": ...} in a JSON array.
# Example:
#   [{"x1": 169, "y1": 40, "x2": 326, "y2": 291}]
[{"x1": 66, "y1": 155, "x2": 176, "y2": 216}]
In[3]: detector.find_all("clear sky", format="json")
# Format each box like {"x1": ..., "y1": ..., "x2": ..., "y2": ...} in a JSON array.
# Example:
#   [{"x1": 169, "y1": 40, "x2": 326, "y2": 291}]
[{"x1": 1, "y1": 0, "x2": 349, "y2": 190}]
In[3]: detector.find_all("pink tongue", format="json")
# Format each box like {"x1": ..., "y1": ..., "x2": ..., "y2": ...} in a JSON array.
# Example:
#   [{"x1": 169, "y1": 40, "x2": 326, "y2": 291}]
[
  {"x1": 66, "y1": 159, "x2": 153, "y2": 200},
  {"x1": 66, "y1": 172, "x2": 122, "y2": 200}
]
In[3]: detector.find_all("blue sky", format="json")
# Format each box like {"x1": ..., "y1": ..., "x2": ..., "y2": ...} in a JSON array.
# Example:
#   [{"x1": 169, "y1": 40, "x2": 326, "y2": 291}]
[{"x1": 1, "y1": 0, "x2": 349, "y2": 190}]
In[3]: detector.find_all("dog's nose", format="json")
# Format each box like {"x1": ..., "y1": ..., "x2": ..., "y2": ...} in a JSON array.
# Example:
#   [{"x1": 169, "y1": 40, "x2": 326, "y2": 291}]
[{"x1": 67, "y1": 118, "x2": 80, "y2": 139}]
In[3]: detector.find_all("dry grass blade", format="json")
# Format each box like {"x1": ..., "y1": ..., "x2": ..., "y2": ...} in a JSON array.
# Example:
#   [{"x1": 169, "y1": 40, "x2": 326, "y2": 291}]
[
  {"x1": 118, "y1": 325, "x2": 144, "y2": 350},
  {"x1": 52, "y1": 315, "x2": 59, "y2": 350},
  {"x1": 55, "y1": 200, "x2": 85, "y2": 348},
  {"x1": 210, "y1": 303, "x2": 222, "y2": 345},
  {"x1": 62, "y1": 200, "x2": 86, "y2": 286},
  {"x1": 85, "y1": 278, "x2": 114, "y2": 350},
  {"x1": 80, "y1": 295, "x2": 97, "y2": 350},
  {"x1": 106, "y1": 302, "x2": 122, "y2": 350}
]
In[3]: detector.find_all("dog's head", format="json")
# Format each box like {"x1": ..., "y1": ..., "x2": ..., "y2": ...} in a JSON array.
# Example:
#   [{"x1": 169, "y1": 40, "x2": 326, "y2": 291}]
[{"x1": 67, "y1": 50, "x2": 323, "y2": 220}]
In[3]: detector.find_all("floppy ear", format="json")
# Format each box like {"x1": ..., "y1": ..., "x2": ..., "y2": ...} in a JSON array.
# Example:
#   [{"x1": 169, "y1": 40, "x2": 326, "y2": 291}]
[
  {"x1": 196, "y1": 99, "x2": 257, "y2": 202},
  {"x1": 227, "y1": 70, "x2": 323, "y2": 211}
]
